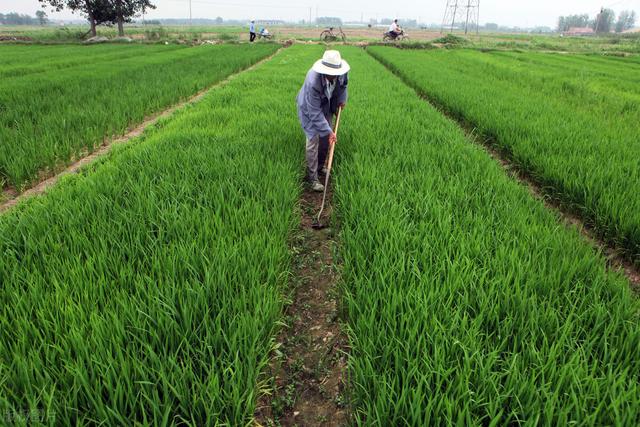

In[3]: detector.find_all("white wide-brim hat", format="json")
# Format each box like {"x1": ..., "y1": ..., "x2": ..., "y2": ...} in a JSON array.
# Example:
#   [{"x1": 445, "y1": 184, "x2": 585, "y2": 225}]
[{"x1": 312, "y1": 50, "x2": 350, "y2": 76}]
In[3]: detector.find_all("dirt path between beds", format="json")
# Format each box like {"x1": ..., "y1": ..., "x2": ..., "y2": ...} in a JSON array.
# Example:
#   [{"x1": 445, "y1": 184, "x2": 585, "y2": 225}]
[
  {"x1": 0, "y1": 47, "x2": 283, "y2": 214},
  {"x1": 255, "y1": 181, "x2": 350, "y2": 427}
]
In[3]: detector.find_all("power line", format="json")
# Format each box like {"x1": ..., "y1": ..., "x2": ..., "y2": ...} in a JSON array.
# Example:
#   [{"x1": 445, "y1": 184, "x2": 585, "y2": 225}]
[{"x1": 441, "y1": 0, "x2": 479, "y2": 34}]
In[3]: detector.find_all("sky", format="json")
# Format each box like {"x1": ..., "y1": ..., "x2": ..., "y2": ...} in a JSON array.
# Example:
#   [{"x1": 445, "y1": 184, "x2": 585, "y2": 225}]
[{"x1": 4, "y1": 0, "x2": 640, "y2": 28}]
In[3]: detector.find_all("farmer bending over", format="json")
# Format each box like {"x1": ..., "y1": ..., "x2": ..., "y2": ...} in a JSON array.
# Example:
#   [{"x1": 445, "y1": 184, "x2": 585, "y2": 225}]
[{"x1": 296, "y1": 50, "x2": 349, "y2": 192}]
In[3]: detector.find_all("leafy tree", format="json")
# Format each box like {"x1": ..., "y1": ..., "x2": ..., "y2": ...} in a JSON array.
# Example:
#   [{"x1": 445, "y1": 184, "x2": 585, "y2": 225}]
[
  {"x1": 112, "y1": 0, "x2": 156, "y2": 37},
  {"x1": 38, "y1": 0, "x2": 116, "y2": 37},
  {"x1": 615, "y1": 10, "x2": 637, "y2": 33},
  {"x1": 35, "y1": 10, "x2": 48, "y2": 25},
  {"x1": 594, "y1": 8, "x2": 615, "y2": 33},
  {"x1": 557, "y1": 14, "x2": 590, "y2": 32},
  {"x1": 38, "y1": 0, "x2": 154, "y2": 37},
  {"x1": 0, "y1": 12, "x2": 37, "y2": 25}
]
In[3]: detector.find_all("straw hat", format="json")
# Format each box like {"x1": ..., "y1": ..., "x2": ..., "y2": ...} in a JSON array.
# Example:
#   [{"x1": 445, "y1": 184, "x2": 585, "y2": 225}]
[{"x1": 312, "y1": 50, "x2": 350, "y2": 76}]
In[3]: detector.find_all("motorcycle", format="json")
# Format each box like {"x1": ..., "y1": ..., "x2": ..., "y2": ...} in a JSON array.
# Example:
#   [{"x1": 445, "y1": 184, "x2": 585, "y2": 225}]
[{"x1": 383, "y1": 28, "x2": 409, "y2": 42}]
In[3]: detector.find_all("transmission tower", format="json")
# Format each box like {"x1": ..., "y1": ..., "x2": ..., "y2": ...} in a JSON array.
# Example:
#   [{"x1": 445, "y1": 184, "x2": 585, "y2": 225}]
[{"x1": 441, "y1": 0, "x2": 480, "y2": 34}]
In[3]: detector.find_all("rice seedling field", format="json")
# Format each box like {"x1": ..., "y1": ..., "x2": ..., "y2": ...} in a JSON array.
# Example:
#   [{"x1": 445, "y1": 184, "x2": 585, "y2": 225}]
[
  {"x1": 1, "y1": 42, "x2": 639, "y2": 425},
  {"x1": 368, "y1": 47, "x2": 640, "y2": 264},
  {"x1": 0, "y1": 44, "x2": 184, "y2": 78},
  {"x1": 0, "y1": 44, "x2": 318, "y2": 425},
  {"x1": 338, "y1": 46, "x2": 640, "y2": 425},
  {"x1": 0, "y1": 43, "x2": 278, "y2": 190}
]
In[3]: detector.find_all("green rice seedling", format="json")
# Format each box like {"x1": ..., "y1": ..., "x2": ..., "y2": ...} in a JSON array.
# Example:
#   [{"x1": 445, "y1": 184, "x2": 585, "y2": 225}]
[
  {"x1": 334, "y1": 46, "x2": 640, "y2": 425},
  {"x1": 0, "y1": 45, "x2": 323, "y2": 424},
  {"x1": 0, "y1": 44, "x2": 185, "y2": 79},
  {"x1": 0, "y1": 43, "x2": 278, "y2": 190},
  {"x1": 368, "y1": 46, "x2": 640, "y2": 264}
]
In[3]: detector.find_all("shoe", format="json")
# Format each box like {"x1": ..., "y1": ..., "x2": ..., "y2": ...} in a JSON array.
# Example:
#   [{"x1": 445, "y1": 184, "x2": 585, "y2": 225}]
[
  {"x1": 311, "y1": 181, "x2": 324, "y2": 192},
  {"x1": 320, "y1": 167, "x2": 328, "y2": 175}
]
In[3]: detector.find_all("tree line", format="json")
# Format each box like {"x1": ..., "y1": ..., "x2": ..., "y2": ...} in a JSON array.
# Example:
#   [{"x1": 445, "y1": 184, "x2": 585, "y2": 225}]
[
  {"x1": 37, "y1": 0, "x2": 155, "y2": 37},
  {"x1": 0, "y1": 11, "x2": 49, "y2": 25},
  {"x1": 558, "y1": 8, "x2": 636, "y2": 33}
]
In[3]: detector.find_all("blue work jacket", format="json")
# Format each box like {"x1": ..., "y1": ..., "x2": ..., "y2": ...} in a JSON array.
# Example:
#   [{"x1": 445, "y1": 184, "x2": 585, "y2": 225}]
[{"x1": 296, "y1": 69, "x2": 348, "y2": 139}]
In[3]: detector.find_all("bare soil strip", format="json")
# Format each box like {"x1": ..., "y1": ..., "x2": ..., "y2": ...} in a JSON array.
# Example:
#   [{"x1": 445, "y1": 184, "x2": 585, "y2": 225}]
[
  {"x1": 255, "y1": 182, "x2": 350, "y2": 427},
  {"x1": 374, "y1": 56, "x2": 640, "y2": 291},
  {"x1": 0, "y1": 47, "x2": 283, "y2": 214}
]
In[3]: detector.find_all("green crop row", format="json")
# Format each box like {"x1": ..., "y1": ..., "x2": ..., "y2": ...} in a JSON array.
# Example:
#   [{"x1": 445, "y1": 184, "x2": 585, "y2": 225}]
[
  {"x1": 0, "y1": 43, "x2": 278, "y2": 191},
  {"x1": 441, "y1": 50, "x2": 640, "y2": 115},
  {"x1": 368, "y1": 47, "x2": 640, "y2": 264},
  {"x1": 0, "y1": 44, "x2": 185, "y2": 79},
  {"x1": 336, "y1": 46, "x2": 639, "y2": 424},
  {"x1": 2, "y1": 43, "x2": 638, "y2": 425},
  {"x1": 0, "y1": 45, "x2": 319, "y2": 424},
  {"x1": 0, "y1": 44, "x2": 89, "y2": 65}
]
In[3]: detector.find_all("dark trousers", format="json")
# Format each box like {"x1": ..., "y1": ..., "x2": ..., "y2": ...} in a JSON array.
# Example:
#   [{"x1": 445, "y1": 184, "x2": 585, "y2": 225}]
[
  {"x1": 250, "y1": 32, "x2": 256, "y2": 42},
  {"x1": 317, "y1": 134, "x2": 329, "y2": 173}
]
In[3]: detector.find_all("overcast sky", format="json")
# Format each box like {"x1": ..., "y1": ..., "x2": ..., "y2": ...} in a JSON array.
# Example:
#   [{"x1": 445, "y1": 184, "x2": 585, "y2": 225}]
[{"x1": 4, "y1": 0, "x2": 640, "y2": 28}]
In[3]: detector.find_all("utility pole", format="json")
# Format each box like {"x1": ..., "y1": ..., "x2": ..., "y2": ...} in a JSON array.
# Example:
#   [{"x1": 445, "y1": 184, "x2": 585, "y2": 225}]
[
  {"x1": 441, "y1": 0, "x2": 480, "y2": 34},
  {"x1": 464, "y1": 0, "x2": 471, "y2": 33},
  {"x1": 189, "y1": 0, "x2": 192, "y2": 26},
  {"x1": 309, "y1": 7, "x2": 312, "y2": 25},
  {"x1": 451, "y1": 1, "x2": 458, "y2": 32},
  {"x1": 595, "y1": 7, "x2": 603, "y2": 33}
]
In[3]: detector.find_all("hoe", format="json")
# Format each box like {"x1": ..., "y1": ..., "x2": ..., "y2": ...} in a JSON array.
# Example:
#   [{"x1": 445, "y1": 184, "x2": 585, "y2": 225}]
[{"x1": 312, "y1": 107, "x2": 342, "y2": 230}]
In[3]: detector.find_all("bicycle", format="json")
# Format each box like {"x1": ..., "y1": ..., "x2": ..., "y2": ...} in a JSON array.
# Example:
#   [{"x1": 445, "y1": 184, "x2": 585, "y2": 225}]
[{"x1": 320, "y1": 27, "x2": 347, "y2": 43}]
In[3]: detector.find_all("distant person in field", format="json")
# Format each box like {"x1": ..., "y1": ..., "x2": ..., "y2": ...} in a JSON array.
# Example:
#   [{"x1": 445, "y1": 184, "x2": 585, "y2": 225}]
[
  {"x1": 388, "y1": 19, "x2": 400, "y2": 38},
  {"x1": 297, "y1": 50, "x2": 349, "y2": 192},
  {"x1": 249, "y1": 20, "x2": 256, "y2": 42}
]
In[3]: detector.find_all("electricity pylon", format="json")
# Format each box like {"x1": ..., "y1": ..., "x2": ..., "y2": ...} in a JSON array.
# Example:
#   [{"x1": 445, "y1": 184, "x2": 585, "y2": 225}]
[{"x1": 441, "y1": 0, "x2": 480, "y2": 34}]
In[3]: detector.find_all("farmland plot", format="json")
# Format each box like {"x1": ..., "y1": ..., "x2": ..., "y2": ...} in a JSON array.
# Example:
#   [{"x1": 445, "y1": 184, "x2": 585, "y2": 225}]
[
  {"x1": 0, "y1": 43, "x2": 185, "y2": 78},
  {"x1": 0, "y1": 45, "x2": 320, "y2": 424},
  {"x1": 0, "y1": 43, "x2": 278, "y2": 190},
  {"x1": 433, "y1": 50, "x2": 640, "y2": 117},
  {"x1": 368, "y1": 47, "x2": 640, "y2": 263},
  {"x1": 336, "y1": 46, "x2": 640, "y2": 424}
]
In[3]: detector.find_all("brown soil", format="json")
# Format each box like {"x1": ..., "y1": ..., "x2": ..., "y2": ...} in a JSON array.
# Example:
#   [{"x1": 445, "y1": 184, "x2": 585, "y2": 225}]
[
  {"x1": 0, "y1": 35, "x2": 32, "y2": 42},
  {"x1": 0, "y1": 48, "x2": 283, "y2": 214},
  {"x1": 254, "y1": 177, "x2": 350, "y2": 426}
]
